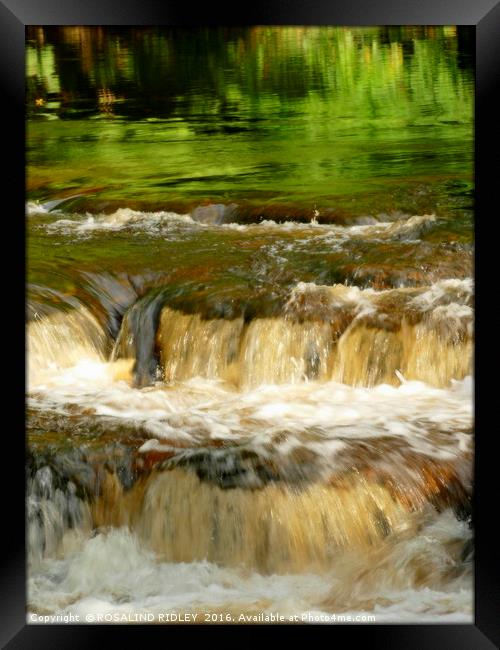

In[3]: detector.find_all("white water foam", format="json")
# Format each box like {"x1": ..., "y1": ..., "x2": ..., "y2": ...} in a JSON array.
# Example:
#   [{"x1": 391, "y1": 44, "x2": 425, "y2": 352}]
[
  {"x1": 410, "y1": 278, "x2": 473, "y2": 310},
  {"x1": 27, "y1": 275, "x2": 474, "y2": 462},
  {"x1": 44, "y1": 208, "x2": 196, "y2": 236},
  {"x1": 27, "y1": 509, "x2": 472, "y2": 623},
  {"x1": 287, "y1": 277, "x2": 473, "y2": 315},
  {"x1": 29, "y1": 204, "x2": 437, "y2": 242},
  {"x1": 27, "y1": 201, "x2": 51, "y2": 215},
  {"x1": 28, "y1": 357, "x2": 473, "y2": 460}
]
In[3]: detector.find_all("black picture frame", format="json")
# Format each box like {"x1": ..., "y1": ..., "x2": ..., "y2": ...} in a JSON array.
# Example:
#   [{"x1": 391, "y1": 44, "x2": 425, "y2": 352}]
[{"x1": 2, "y1": 0, "x2": 499, "y2": 646}]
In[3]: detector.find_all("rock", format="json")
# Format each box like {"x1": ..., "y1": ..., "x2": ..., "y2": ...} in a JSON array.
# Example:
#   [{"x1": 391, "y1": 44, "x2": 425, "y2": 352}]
[
  {"x1": 190, "y1": 203, "x2": 238, "y2": 225},
  {"x1": 41, "y1": 194, "x2": 86, "y2": 212}
]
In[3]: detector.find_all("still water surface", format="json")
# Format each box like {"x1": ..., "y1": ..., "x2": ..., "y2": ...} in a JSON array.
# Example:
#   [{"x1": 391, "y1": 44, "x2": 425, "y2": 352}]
[{"x1": 27, "y1": 26, "x2": 473, "y2": 217}]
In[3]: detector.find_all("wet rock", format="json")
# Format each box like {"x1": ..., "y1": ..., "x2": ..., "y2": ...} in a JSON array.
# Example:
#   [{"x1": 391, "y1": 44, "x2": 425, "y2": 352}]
[
  {"x1": 461, "y1": 537, "x2": 474, "y2": 562},
  {"x1": 112, "y1": 289, "x2": 169, "y2": 387},
  {"x1": 190, "y1": 203, "x2": 239, "y2": 225},
  {"x1": 41, "y1": 194, "x2": 86, "y2": 212}
]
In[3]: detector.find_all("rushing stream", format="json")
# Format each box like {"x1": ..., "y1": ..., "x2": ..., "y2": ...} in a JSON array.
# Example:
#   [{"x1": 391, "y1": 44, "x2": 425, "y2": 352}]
[{"x1": 26, "y1": 26, "x2": 473, "y2": 624}]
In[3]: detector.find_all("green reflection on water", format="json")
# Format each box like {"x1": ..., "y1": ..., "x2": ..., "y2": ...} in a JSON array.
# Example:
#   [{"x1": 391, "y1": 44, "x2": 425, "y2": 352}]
[{"x1": 26, "y1": 26, "x2": 473, "y2": 213}]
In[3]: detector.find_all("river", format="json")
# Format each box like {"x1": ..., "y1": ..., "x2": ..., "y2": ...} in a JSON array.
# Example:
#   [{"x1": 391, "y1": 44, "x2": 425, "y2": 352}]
[{"x1": 26, "y1": 26, "x2": 474, "y2": 624}]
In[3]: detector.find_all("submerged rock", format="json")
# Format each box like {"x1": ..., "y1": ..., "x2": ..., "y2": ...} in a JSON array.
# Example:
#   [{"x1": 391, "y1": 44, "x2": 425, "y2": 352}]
[
  {"x1": 190, "y1": 203, "x2": 238, "y2": 225},
  {"x1": 41, "y1": 194, "x2": 87, "y2": 212}
]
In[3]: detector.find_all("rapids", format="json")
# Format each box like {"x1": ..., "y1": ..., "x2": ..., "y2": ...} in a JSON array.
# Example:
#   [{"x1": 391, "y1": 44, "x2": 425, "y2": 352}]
[
  {"x1": 27, "y1": 206, "x2": 473, "y2": 624},
  {"x1": 26, "y1": 25, "x2": 474, "y2": 625}
]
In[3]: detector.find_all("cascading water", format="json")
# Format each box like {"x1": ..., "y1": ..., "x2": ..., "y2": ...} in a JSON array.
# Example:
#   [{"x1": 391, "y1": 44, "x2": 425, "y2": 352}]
[
  {"x1": 25, "y1": 24, "x2": 475, "y2": 625},
  {"x1": 26, "y1": 202, "x2": 473, "y2": 624}
]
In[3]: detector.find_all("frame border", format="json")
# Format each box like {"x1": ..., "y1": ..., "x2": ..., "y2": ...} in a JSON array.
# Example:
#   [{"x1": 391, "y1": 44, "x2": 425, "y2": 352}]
[{"x1": 4, "y1": 0, "x2": 499, "y2": 646}]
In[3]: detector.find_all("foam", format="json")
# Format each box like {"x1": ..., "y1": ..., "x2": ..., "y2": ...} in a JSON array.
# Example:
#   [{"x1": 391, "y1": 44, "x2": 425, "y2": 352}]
[
  {"x1": 27, "y1": 510, "x2": 472, "y2": 623},
  {"x1": 45, "y1": 208, "x2": 196, "y2": 236},
  {"x1": 28, "y1": 368, "x2": 473, "y2": 460},
  {"x1": 31, "y1": 204, "x2": 437, "y2": 243}
]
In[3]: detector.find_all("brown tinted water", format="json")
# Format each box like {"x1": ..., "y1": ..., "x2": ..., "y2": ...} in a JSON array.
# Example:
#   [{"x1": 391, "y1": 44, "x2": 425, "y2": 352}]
[{"x1": 27, "y1": 26, "x2": 473, "y2": 624}]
